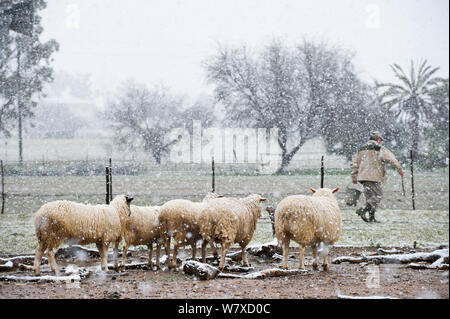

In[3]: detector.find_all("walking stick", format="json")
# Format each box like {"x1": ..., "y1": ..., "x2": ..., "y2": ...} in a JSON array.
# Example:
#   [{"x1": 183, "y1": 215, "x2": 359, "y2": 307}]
[{"x1": 401, "y1": 175, "x2": 405, "y2": 197}]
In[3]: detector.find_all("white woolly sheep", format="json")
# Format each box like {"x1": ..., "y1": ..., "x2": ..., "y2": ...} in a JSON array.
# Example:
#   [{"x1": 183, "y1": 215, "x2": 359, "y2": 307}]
[
  {"x1": 33, "y1": 195, "x2": 133, "y2": 276},
  {"x1": 122, "y1": 204, "x2": 163, "y2": 270},
  {"x1": 199, "y1": 194, "x2": 267, "y2": 270},
  {"x1": 159, "y1": 193, "x2": 222, "y2": 269},
  {"x1": 275, "y1": 187, "x2": 341, "y2": 271}
]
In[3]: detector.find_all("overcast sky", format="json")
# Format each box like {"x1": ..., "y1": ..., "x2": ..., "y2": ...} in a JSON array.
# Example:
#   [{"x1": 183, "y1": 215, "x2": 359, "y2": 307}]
[{"x1": 40, "y1": 0, "x2": 449, "y2": 103}]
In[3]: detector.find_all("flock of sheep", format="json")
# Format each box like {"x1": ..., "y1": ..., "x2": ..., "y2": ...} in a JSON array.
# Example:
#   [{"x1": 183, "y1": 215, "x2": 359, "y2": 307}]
[{"x1": 32, "y1": 187, "x2": 342, "y2": 276}]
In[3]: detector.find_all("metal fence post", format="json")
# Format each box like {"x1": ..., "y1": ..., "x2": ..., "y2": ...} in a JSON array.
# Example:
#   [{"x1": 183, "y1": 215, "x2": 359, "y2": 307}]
[
  {"x1": 109, "y1": 158, "x2": 113, "y2": 201},
  {"x1": 212, "y1": 156, "x2": 215, "y2": 193},
  {"x1": 320, "y1": 156, "x2": 324, "y2": 188},
  {"x1": 410, "y1": 150, "x2": 416, "y2": 210},
  {"x1": 1, "y1": 160, "x2": 5, "y2": 214},
  {"x1": 106, "y1": 166, "x2": 110, "y2": 204}
]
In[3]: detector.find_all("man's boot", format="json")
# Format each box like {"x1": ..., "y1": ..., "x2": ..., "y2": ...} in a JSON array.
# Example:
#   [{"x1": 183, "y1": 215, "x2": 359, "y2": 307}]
[
  {"x1": 356, "y1": 204, "x2": 370, "y2": 222},
  {"x1": 368, "y1": 207, "x2": 380, "y2": 223}
]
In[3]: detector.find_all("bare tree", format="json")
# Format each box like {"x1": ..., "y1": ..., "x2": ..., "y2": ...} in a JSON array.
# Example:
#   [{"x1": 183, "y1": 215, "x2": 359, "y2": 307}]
[
  {"x1": 104, "y1": 82, "x2": 184, "y2": 164},
  {"x1": 204, "y1": 39, "x2": 367, "y2": 173}
]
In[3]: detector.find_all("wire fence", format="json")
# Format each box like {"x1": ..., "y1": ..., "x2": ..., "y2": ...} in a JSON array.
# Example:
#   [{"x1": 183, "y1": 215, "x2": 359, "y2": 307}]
[{"x1": 0, "y1": 157, "x2": 449, "y2": 213}]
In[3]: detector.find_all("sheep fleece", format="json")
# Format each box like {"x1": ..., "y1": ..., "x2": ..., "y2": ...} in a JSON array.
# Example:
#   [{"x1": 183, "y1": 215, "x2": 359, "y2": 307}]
[
  {"x1": 125, "y1": 205, "x2": 161, "y2": 245},
  {"x1": 199, "y1": 196, "x2": 262, "y2": 246},
  {"x1": 275, "y1": 192, "x2": 342, "y2": 245},
  {"x1": 34, "y1": 196, "x2": 129, "y2": 246}
]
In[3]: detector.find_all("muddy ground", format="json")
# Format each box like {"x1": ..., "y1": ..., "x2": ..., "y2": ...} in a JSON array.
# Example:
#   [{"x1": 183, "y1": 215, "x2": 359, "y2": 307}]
[{"x1": 0, "y1": 246, "x2": 448, "y2": 299}]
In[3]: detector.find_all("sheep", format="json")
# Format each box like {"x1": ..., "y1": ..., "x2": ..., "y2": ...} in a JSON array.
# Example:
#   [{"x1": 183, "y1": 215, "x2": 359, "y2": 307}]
[
  {"x1": 33, "y1": 195, "x2": 133, "y2": 276},
  {"x1": 122, "y1": 204, "x2": 163, "y2": 271},
  {"x1": 274, "y1": 187, "x2": 341, "y2": 271},
  {"x1": 159, "y1": 193, "x2": 223, "y2": 269},
  {"x1": 199, "y1": 194, "x2": 267, "y2": 270}
]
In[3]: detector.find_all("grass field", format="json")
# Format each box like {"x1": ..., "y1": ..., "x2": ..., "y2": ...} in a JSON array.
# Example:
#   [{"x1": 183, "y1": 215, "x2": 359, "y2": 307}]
[{"x1": 0, "y1": 168, "x2": 448, "y2": 255}]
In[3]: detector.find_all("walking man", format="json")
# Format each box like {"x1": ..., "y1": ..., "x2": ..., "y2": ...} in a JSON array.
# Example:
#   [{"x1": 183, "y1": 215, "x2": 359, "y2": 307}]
[{"x1": 351, "y1": 131, "x2": 404, "y2": 222}]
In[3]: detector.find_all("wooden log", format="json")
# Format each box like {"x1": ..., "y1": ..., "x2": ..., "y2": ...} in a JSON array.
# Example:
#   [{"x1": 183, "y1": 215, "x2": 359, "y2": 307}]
[
  {"x1": 0, "y1": 273, "x2": 83, "y2": 283},
  {"x1": 183, "y1": 260, "x2": 219, "y2": 280},
  {"x1": 223, "y1": 265, "x2": 255, "y2": 273},
  {"x1": 0, "y1": 261, "x2": 13, "y2": 272},
  {"x1": 55, "y1": 245, "x2": 131, "y2": 259},
  {"x1": 376, "y1": 248, "x2": 403, "y2": 255},
  {"x1": 337, "y1": 294, "x2": 398, "y2": 300},
  {"x1": 56, "y1": 245, "x2": 100, "y2": 259},
  {"x1": 218, "y1": 268, "x2": 311, "y2": 280},
  {"x1": 107, "y1": 261, "x2": 149, "y2": 270},
  {"x1": 332, "y1": 249, "x2": 448, "y2": 266},
  {"x1": 0, "y1": 256, "x2": 47, "y2": 266},
  {"x1": 246, "y1": 240, "x2": 282, "y2": 258},
  {"x1": 17, "y1": 264, "x2": 34, "y2": 271}
]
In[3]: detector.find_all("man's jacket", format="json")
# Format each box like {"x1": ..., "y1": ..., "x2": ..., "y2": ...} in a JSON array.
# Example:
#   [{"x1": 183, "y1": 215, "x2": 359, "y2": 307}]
[{"x1": 351, "y1": 140, "x2": 402, "y2": 183}]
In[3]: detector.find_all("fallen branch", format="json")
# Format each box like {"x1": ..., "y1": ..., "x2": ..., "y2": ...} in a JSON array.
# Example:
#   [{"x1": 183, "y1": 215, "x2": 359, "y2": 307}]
[
  {"x1": 0, "y1": 256, "x2": 47, "y2": 266},
  {"x1": 0, "y1": 265, "x2": 91, "y2": 283},
  {"x1": 376, "y1": 248, "x2": 403, "y2": 255},
  {"x1": 337, "y1": 294, "x2": 398, "y2": 299},
  {"x1": 332, "y1": 249, "x2": 448, "y2": 268},
  {"x1": 107, "y1": 262, "x2": 149, "y2": 270},
  {"x1": 0, "y1": 274, "x2": 82, "y2": 283},
  {"x1": 218, "y1": 268, "x2": 311, "y2": 280},
  {"x1": 0, "y1": 261, "x2": 13, "y2": 272},
  {"x1": 55, "y1": 245, "x2": 131, "y2": 259},
  {"x1": 223, "y1": 265, "x2": 254, "y2": 273},
  {"x1": 407, "y1": 256, "x2": 449, "y2": 270}
]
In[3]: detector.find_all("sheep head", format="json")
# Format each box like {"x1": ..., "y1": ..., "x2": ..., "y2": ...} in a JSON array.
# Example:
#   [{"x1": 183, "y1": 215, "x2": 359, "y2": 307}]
[
  {"x1": 125, "y1": 195, "x2": 134, "y2": 216},
  {"x1": 111, "y1": 195, "x2": 134, "y2": 217},
  {"x1": 310, "y1": 188, "x2": 339, "y2": 197}
]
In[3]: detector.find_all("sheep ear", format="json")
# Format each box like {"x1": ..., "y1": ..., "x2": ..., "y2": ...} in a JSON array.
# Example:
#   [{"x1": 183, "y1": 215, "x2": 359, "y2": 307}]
[
  {"x1": 310, "y1": 188, "x2": 316, "y2": 193},
  {"x1": 260, "y1": 197, "x2": 267, "y2": 202},
  {"x1": 332, "y1": 188, "x2": 339, "y2": 193},
  {"x1": 217, "y1": 194, "x2": 224, "y2": 198}
]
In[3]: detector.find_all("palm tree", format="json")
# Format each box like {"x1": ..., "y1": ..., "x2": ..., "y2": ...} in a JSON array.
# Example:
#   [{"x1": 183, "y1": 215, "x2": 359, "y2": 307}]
[{"x1": 376, "y1": 60, "x2": 441, "y2": 157}]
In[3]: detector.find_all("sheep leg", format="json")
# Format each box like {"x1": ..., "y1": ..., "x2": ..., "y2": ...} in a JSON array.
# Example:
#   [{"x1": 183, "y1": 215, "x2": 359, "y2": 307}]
[
  {"x1": 33, "y1": 241, "x2": 47, "y2": 276},
  {"x1": 211, "y1": 243, "x2": 219, "y2": 260},
  {"x1": 241, "y1": 244, "x2": 249, "y2": 267},
  {"x1": 323, "y1": 253, "x2": 329, "y2": 271},
  {"x1": 155, "y1": 242, "x2": 161, "y2": 270},
  {"x1": 191, "y1": 243, "x2": 197, "y2": 260},
  {"x1": 102, "y1": 243, "x2": 110, "y2": 271},
  {"x1": 148, "y1": 244, "x2": 153, "y2": 269},
  {"x1": 121, "y1": 243, "x2": 128, "y2": 272},
  {"x1": 281, "y1": 237, "x2": 290, "y2": 270},
  {"x1": 218, "y1": 242, "x2": 230, "y2": 271},
  {"x1": 96, "y1": 242, "x2": 104, "y2": 271},
  {"x1": 169, "y1": 244, "x2": 178, "y2": 269},
  {"x1": 96, "y1": 242, "x2": 109, "y2": 272},
  {"x1": 298, "y1": 245, "x2": 305, "y2": 270},
  {"x1": 201, "y1": 240, "x2": 208, "y2": 263},
  {"x1": 312, "y1": 244, "x2": 319, "y2": 270},
  {"x1": 164, "y1": 236, "x2": 171, "y2": 263},
  {"x1": 47, "y1": 248, "x2": 60, "y2": 276},
  {"x1": 113, "y1": 242, "x2": 119, "y2": 272}
]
